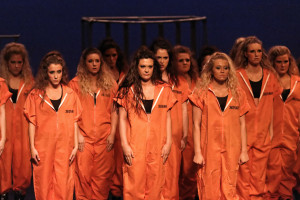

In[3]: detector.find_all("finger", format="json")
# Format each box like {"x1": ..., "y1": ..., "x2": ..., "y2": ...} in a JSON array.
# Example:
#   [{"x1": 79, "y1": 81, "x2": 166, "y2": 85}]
[{"x1": 36, "y1": 154, "x2": 40, "y2": 161}]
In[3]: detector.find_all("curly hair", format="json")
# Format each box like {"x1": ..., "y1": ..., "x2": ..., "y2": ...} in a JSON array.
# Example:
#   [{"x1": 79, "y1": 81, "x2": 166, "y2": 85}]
[
  {"x1": 76, "y1": 48, "x2": 115, "y2": 94},
  {"x1": 118, "y1": 45, "x2": 163, "y2": 114},
  {"x1": 234, "y1": 36, "x2": 275, "y2": 73},
  {"x1": 196, "y1": 52, "x2": 239, "y2": 100},
  {"x1": 268, "y1": 46, "x2": 299, "y2": 76},
  {"x1": 0, "y1": 42, "x2": 33, "y2": 85},
  {"x1": 149, "y1": 37, "x2": 178, "y2": 85},
  {"x1": 34, "y1": 51, "x2": 68, "y2": 95},
  {"x1": 98, "y1": 37, "x2": 128, "y2": 74},
  {"x1": 172, "y1": 45, "x2": 199, "y2": 82}
]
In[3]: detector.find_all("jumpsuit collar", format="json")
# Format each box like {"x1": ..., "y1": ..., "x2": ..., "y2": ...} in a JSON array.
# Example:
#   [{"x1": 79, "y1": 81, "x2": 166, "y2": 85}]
[
  {"x1": 208, "y1": 84, "x2": 233, "y2": 113},
  {"x1": 238, "y1": 68, "x2": 270, "y2": 103},
  {"x1": 9, "y1": 79, "x2": 25, "y2": 103},
  {"x1": 130, "y1": 84, "x2": 165, "y2": 115},
  {"x1": 280, "y1": 75, "x2": 300, "y2": 101},
  {"x1": 39, "y1": 84, "x2": 69, "y2": 112}
]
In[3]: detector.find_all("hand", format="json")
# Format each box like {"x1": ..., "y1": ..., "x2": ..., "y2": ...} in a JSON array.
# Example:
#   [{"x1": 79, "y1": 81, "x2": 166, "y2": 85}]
[
  {"x1": 161, "y1": 143, "x2": 171, "y2": 164},
  {"x1": 239, "y1": 151, "x2": 249, "y2": 165},
  {"x1": 180, "y1": 136, "x2": 187, "y2": 151},
  {"x1": 193, "y1": 152, "x2": 205, "y2": 165},
  {"x1": 122, "y1": 144, "x2": 134, "y2": 166},
  {"x1": 30, "y1": 147, "x2": 40, "y2": 165},
  {"x1": 69, "y1": 147, "x2": 78, "y2": 165},
  {"x1": 0, "y1": 139, "x2": 5, "y2": 156},
  {"x1": 106, "y1": 133, "x2": 115, "y2": 152},
  {"x1": 78, "y1": 133, "x2": 85, "y2": 152}
]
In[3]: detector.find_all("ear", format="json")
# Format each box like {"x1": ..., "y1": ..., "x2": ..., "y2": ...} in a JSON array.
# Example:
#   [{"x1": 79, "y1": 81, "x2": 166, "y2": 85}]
[{"x1": 244, "y1": 51, "x2": 248, "y2": 58}]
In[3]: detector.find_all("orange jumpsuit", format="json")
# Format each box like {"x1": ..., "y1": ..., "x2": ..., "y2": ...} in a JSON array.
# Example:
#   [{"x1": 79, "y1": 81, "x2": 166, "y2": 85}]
[
  {"x1": 189, "y1": 86, "x2": 250, "y2": 200},
  {"x1": 0, "y1": 78, "x2": 13, "y2": 193},
  {"x1": 69, "y1": 77, "x2": 118, "y2": 200},
  {"x1": 0, "y1": 80, "x2": 32, "y2": 195},
  {"x1": 163, "y1": 76, "x2": 189, "y2": 200},
  {"x1": 179, "y1": 80, "x2": 199, "y2": 200},
  {"x1": 236, "y1": 68, "x2": 282, "y2": 200},
  {"x1": 294, "y1": 144, "x2": 300, "y2": 194},
  {"x1": 115, "y1": 83, "x2": 177, "y2": 200},
  {"x1": 110, "y1": 71, "x2": 126, "y2": 197},
  {"x1": 23, "y1": 85, "x2": 82, "y2": 200},
  {"x1": 266, "y1": 75, "x2": 300, "y2": 199}
]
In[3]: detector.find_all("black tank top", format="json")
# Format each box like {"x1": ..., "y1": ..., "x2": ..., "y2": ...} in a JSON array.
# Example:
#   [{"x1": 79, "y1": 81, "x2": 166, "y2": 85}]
[
  {"x1": 9, "y1": 87, "x2": 18, "y2": 103},
  {"x1": 142, "y1": 99, "x2": 154, "y2": 114},
  {"x1": 217, "y1": 96, "x2": 228, "y2": 112},
  {"x1": 50, "y1": 87, "x2": 63, "y2": 112},
  {"x1": 249, "y1": 77, "x2": 263, "y2": 98},
  {"x1": 281, "y1": 89, "x2": 290, "y2": 102}
]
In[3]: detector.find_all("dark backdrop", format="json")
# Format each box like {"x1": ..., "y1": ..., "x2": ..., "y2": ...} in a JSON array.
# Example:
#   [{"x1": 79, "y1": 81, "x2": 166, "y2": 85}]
[{"x1": 1, "y1": 0, "x2": 299, "y2": 78}]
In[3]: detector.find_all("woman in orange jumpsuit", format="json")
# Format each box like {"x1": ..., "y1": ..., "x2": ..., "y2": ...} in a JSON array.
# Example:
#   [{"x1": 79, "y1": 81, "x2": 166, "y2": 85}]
[
  {"x1": 172, "y1": 45, "x2": 199, "y2": 200},
  {"x1": 98, "y1": 38, "x2": 128, "y2": 199},
  {"x1": 190, "y1": 52, "x2": 249, "y2": 200},
  {"x1": 24, "y1": 51, "x2": 82, "y2": 200},
  {"x1": 234, "y1": 36, "x2": 282, "y2": 200},
  {"x1": 266, "y1": 46, "x2": 300, "y2": 200},
  {"x1": 150, "y1": 38, "x2": 189, "y2": 200},
  {"x1": 115, "y1": 46, "x2": 177, "y2": 200},
  {"x1": 69, "y1": 48, "x2": 118, "y2": 200},
  {"x1": 0, "y1": 42, "x2": 33, "y2": 200},
  {"x1": 0, "y1": 78, "x2": 12, "y2": 200}
]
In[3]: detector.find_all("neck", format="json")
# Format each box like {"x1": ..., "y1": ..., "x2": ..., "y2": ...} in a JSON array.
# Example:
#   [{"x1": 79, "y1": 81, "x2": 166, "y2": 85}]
[
  {"x1": 47, "y1": 83, "x2": 61, "y2": 90},
  {"x1": 211, "y1": 79, "x2": 227, "y2": 89},
  {"x1": 141, "y1": 79, "x2": 153, "y2": 87},
  {"x1": 161, "y1": 70, "x2": 169, "y2": 82},
  {"x1": 246, "y1": 63, "x2": 262, "y2": 72},
  {"x1": 88, "y1": 73, "x2": 98, "y2": 82}
]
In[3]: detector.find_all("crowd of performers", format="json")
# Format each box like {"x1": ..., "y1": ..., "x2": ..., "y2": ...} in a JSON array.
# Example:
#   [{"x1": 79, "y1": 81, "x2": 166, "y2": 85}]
[{"x1": 0, "y1": 36, "x2": 299, "y2": 200}]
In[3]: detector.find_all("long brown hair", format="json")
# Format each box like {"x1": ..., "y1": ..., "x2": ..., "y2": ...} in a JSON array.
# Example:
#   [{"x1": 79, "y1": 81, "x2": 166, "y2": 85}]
[
  {"x1": 0, "y1": 42, "x2": 33, "y2": 85},
  {"x1": 34, "y1": 51, "x2": 68, "y2": 95},
  {"x1": 117, "y1": 46, "x2": 163, "y2": 114}
]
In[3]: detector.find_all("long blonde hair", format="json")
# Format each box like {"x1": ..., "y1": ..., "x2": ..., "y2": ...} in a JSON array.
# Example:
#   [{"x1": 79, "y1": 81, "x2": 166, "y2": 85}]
[
  {"x1": 197, "y1": 52, "x2": 239, "y2": 99},
  {"x1": 268, "y1": 45, "x2": 299, "y2": 76},
  {"x1": 234, "y1": 36, "x2": 275, "y2": 73},
  {"x1": 77, "y1": 48, "x2": 115, "y2": 94},
  {"x1": 0, "y1": 42, "x2": 33, "y2": 85}
]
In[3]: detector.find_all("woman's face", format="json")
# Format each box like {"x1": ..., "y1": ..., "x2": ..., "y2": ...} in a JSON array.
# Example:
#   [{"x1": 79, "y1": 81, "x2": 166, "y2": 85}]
[
  {"x1": 86, "y1": 53, "x2": 101, "y2": 75},
  {"x1": 104, "y1": 48, "x2": 118, "y2": 68},
  {"x1": 155, "y1": 48, "x2": 169, "y2": 72},
  {"x1": 138, "y1": 58, "x2": 154, "y2": 82},
  {"x1": 245, "y1": 43, "x2": 262, "y2": 66},
  {"x1": 212, "y1": 59, "x2": 229, "y2": 83},
  {"x1": 176, "y1": 53, "x2": 191, "y2": 74},
  {"x1": 48, "y1": 64, "x2": 62, "y2": 88},
  {"x1": 274, "y1": 54, "x2": 289, "y2": 76},
  {"x1": 8, "y1": 54, "x2": 23, "y2": 76}
]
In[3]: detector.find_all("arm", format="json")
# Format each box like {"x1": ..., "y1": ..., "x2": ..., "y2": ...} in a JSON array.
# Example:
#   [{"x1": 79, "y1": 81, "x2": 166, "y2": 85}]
[
  {"x1": 162, "y1": 110, "x2": 172, "y2": 164},
  {"x1": 180, "y1": 101, "x2": 188, "y2": 150},
  {"x1": 0, "y1": 104, "x2": 6, "y2": 156},
  {"x1": 239, "y1": 115, "x2": 249, "y2": 164},
  {"x1": 193, "y1": 105, "x2": 204, "y2": 165},
  {"x1": 107, "y1": 103, "x2": 118, "y2": 151},
  {"x1": 119, "y1": 107, "x2": 134, "y2": 166},
  {"x1": 29, "y1": 122, "x2": 40, "y2": 165},
  {"x1": 69, "y1": 122, "x2": 79, "y2": 165}
]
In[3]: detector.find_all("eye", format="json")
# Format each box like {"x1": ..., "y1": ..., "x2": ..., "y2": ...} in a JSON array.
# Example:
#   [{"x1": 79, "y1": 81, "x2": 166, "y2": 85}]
[
  {"x1": 215, "y1": 66, "x2": 221, "y2": 70},
  {"x1": 185, "y1": 59, "x2": 190, "y2": 62},
  {"x1": 112, "y1": 54, "x2": 117, "y2": 57},
  {"x1": 163, "y1": 56, "x2": 169, "y2": 60},
  {"x1": 179, "y1": 59, "x2": 184, "y2": 62},
  {"x1": 139, "y1": 65, "x2": 146, "y2": 68},
  {"x1": 49, "y1": 71, "x2": 55, "y2": 74},
  {"x1": 283, "y1": 60, "x2": 289, "y2": 64},
  {"x1": 249, "y1": 50, "x2": 255, "y2": 53},
  {"x1": 95, "y1": 59, "x2": 100, "y2": 63},
  {"x1": 148, "y1": 65, "x2": 153, "y2": 69},
  {"x1": 10, "y1": 61, "x2": 16, "y2": 64},
  {"x1": 88, "y1": 59, "x2": 93, "y2": 63},
  {"x1": 57, "y1": 70, "x2": 62, "y2": 74},
  {"x1": 257, "y1": 49, "x2": 262, "y2": 53},
  {"x1": 17, "y1": 61, "x2": 23, "y2": 64},
  {"x1": 224, "y1": 66, "x2": 229, "y2": 70}
]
